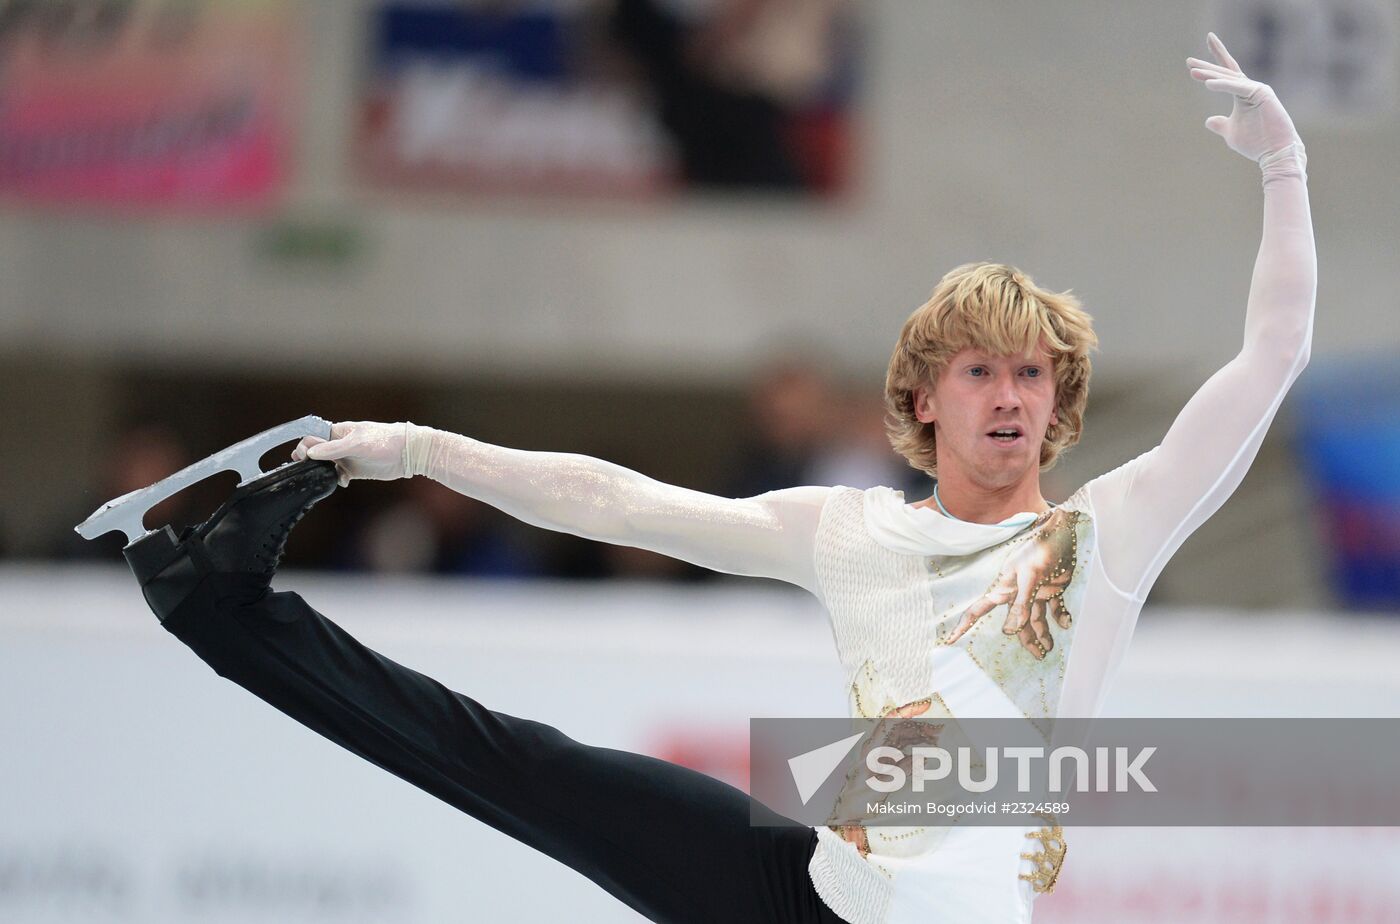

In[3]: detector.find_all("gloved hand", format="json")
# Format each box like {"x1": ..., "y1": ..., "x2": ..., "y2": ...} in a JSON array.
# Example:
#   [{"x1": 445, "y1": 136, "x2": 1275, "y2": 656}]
[
  {"x1": 1189, "y1": 32, "x2": 1302, "y2": 163},
  {"x1": 292, "y1": 420, "x2": 411, "y2": 487}
]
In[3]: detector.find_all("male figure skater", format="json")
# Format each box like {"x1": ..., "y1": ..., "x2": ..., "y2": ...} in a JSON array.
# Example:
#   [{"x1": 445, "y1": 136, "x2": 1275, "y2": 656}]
[{"x1": 118, "y1": 35, "x2": 1313, "y2": 924}]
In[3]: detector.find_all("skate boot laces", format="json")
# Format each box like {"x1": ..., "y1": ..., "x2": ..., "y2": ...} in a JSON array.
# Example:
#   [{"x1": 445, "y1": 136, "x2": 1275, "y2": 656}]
[
  {"x1": 190, "y1": 461, "x2": 339, "y2": 584},
  {"x1": 255, "y1": 501, "x2": 313, "y2": 580}
]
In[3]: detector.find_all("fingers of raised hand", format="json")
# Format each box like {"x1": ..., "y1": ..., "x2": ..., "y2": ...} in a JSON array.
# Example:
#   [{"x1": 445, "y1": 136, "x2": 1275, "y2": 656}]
[
  {"x1": 1191, "y1": 65, "x2": 1248, "y2": 90},
  {"x1": 1205, "y1": 76, "x2": 1261, "y2": 100},
  {"x1": 1187, "y1": 58, "x2": 1234, "y2": 80},
  {"x1": 1207, "y1": 32, "x2": 1242, "y2": 72}
]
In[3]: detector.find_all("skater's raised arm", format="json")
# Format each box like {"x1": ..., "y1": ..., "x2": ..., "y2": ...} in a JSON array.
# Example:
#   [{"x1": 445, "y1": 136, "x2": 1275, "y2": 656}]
[
  {"x1": 1088, "y1": 33, "x2": 1315, "y2": 601},
  {"x1": 295, "y1": 422, "x2": 830, "y2": 596}
]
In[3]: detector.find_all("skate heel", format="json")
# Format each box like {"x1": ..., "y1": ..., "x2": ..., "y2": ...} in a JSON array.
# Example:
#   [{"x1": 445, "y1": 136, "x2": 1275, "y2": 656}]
[
  {"x1": 123, "y1": 526, "x2": 201, "y2": 624},
  {"x1": 118, "y1": 459, "x2": 338, "y2": 625},
  {"x1": 123, "y1": 526, "x2": 181, "y2": 584}
]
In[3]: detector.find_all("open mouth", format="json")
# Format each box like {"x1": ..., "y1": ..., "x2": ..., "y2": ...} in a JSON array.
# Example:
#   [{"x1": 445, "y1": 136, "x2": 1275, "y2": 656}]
[{"x1": 987, "y1": 428, "x2": 1023, "y2": 445}]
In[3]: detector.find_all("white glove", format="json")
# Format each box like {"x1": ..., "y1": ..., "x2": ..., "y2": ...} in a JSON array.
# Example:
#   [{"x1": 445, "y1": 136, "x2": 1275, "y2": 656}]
[
  {"x1": 1188, "y1": 32, "x2": 1302, "y2": 163},
  {"x1": 292, "y1": 420, "x2": 412, "y2": 487}
]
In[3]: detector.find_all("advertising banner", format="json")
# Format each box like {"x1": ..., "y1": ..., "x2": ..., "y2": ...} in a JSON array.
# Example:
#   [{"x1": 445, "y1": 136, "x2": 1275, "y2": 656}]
[
  {"x1": 0, "y1": 0, "x2": 298, "y2": 210},
  {"x1": 358, "y1": 0, "x2": 857, "y2": 199}
]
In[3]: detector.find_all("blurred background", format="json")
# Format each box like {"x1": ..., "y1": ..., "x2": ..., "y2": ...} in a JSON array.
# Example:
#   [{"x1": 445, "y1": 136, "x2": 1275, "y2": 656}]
[{"x1": 2, "y1": 0, "x2": 1399, "y2": 921}]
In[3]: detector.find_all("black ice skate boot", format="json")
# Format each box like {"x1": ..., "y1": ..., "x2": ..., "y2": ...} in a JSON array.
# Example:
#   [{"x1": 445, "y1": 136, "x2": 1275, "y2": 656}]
[{"x1": 123, "y1": 460, "x2": 340, "y2": 624}]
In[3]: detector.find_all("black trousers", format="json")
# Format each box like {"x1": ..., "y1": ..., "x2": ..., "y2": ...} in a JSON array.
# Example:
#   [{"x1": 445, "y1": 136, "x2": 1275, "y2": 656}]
[{"x1": 159, "y1": 576, "x2": 846, "y2": 924}]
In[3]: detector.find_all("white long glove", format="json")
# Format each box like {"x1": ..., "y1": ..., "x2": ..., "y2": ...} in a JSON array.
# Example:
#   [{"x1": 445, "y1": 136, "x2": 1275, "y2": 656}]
[
  {"x1": 292, "y1": 420, "x2": 414, "y2": 486},
  {"x1": 1188, "y1": 32, "x2": 1303, "y2": 165},
  {"x1": 289, "y1": 419, "x2": 829, "y2": 593}
]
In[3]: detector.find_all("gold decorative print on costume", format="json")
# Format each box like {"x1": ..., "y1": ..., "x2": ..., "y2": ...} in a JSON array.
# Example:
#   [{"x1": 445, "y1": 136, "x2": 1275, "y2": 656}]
[
  {"x1": 1018, "y1": 820, "x2": 1068, "y2": 894},
  {"x1": 933, "y1": 507, "x2": 1091, "y2": 735},
  {"x1": 826, "y1": 497, "x2": 1093, "y2": 880},
  {"x1": 833, "y1": 679, "x2": 953, "y2": 860},
  {"x1": 849, "y1": 659, "x2": 938, "y2": 721},
  {"x1": 946, "y1": 509, "x2": 1083, "y2": 660}
]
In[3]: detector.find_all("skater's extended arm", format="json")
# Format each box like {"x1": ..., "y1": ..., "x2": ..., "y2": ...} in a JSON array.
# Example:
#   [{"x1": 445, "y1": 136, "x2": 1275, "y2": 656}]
[
  {"x1": 1089, "y1": 34, "x2": 1315, "y2": 600},
  {"x1": 295, "y1": 423, "x2": 830, "y2": 596}
]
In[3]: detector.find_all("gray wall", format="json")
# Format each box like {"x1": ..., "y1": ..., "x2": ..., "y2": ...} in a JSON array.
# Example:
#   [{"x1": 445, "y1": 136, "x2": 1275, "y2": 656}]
[
  {"x1": 2, "y1": 0, "x2": 1393, "y2": 609},
  {"x1": 1, "y1": 1, "x2": 1394, "y2": 381}
]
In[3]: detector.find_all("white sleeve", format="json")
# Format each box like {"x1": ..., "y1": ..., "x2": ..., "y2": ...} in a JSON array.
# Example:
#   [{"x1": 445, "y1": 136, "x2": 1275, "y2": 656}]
[
  {"x1": 403, "y1": 425, "x2": 832, "y2": 596},
  {"x1": 1088, "y1": 145, "x2": 1315, "y2": 600}
]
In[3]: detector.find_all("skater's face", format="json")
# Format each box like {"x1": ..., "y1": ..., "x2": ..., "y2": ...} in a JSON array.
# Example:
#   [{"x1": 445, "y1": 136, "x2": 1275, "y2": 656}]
[{"x1": 912, "y1": 342, "x2": 1059, "y2": 486}]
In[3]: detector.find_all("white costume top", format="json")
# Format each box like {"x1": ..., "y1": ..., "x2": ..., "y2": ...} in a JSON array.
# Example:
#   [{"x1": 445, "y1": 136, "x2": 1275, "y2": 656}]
[{"x1": 404, "y1": 147, "x2": 1313, "y2": 923}]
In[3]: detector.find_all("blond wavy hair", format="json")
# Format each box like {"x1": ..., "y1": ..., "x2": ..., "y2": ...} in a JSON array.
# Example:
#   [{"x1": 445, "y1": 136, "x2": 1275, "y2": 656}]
[{"x1": 884, "y1": 262, "x2": 1098, "y2": 478}]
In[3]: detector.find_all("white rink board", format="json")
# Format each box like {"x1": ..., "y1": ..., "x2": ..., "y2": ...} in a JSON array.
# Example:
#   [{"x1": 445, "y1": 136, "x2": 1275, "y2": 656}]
[{"x1": 2, "y1": 565, "x2": 1399, "y2": 924}]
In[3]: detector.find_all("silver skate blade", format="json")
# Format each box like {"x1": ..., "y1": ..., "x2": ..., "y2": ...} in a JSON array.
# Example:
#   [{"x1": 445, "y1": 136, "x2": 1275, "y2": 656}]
[{"x1": 74, "y1": 415, "x2": 333, "y2": 546}]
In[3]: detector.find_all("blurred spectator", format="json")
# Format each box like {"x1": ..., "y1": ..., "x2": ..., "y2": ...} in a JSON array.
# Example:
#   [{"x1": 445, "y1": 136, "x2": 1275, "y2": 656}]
[
  {"x1": 727, "y1": 359, "x2": 927, "y2": 499},
  {"x1": 808, "y1": 392, "x2": 928, "y2": 495},
  {"x1": 726, "y1": 359, "x2": 837, "y2": 497},
  {"x1": 609, "y1": 0, "x2": 848, "y2": 190},
  {"x1": 344, "y1": 477, "x2": 541, "y2": 577}
]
